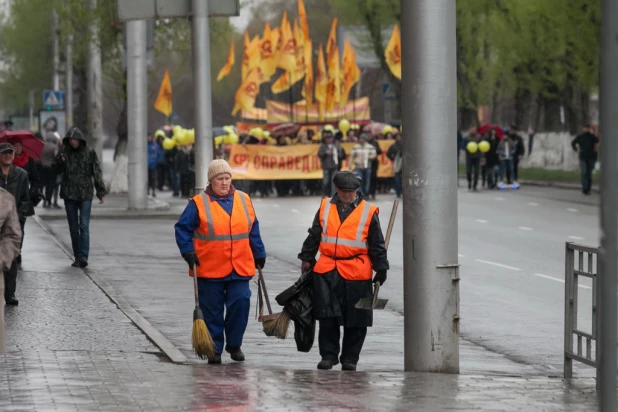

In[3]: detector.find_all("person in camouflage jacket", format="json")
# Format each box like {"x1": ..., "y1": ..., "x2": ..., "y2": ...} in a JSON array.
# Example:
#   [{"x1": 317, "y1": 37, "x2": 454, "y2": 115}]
[{"x1": 54, "y1": 127, "x2": 107, "y2": 268}]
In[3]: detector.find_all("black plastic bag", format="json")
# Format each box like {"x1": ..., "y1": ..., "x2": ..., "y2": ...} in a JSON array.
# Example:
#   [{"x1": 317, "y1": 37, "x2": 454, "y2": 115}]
[
  {"x1": 275, "y1": 270, "x2": 313, "y2": 329},
  {"x1": 294, "y1": 319, "x2": 315, "y2": 352}
]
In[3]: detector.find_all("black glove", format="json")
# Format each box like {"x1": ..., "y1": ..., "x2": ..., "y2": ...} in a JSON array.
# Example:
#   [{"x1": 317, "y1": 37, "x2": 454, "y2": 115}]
[
  {"x1": 373, "y1": 270, "x2": 387, "y2": 285},
  {"x1": 301, "y1": 261, "x2": 313, "y2": 274},
  {"x1": 182, "y1": 252, "x2": 200, "y2": 269},
  {"x1": 255, "y1": 257, "x2": 266, "y2": 269}
]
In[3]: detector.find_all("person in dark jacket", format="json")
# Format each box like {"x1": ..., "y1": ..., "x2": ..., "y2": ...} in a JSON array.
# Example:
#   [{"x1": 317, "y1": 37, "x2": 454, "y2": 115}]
[
  {"x1": 463, "y1": 129, "x2": 481, "y2": 191},
  {"x1": 367, "y1": 134, "x2": 382, "y2": 199},
  {"x1": 40, "y1": 132, "x2": 60, "y2": 208},
  {"x1": 298, "y1": 171, "x2": 389, "y2": 371},
  {"x1": 0, "y1": 142, "x2": 30, "y2": 305},
  {"x1": 176, "y1": 144, "x2": 195, "y2": 198},
  {"x1": 508, "y1": 127, "x2": 525, "y2": 183},
  {"x1": 318, "y1": 130, "x2": 345, "y2": 197},
  {"x1": 386, "y1": 132, "x2": 403, "y2": 197},
  {"x1": 484, "y1": 130, "x2": 500, "y2": 189},
  {"x1": 147, "y1": 133, "x2": 163, "y2": 197},
  {"x1": 53, "y1": 127, "x2": 107, "y2": 268},
  {"x1": 572, "y1": 125, "x2": 599, "y2": 195}
]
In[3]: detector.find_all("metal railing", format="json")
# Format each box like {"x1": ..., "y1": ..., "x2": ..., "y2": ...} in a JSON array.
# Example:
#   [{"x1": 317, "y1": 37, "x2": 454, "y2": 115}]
[{"x1": 564, "y1": 242, "x2": 599, "y2": 378}]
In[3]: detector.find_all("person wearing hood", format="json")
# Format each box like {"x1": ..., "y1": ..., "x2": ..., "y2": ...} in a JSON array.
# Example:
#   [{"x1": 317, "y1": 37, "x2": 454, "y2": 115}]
[
  {"x1": 0, "y1": 142, "x2": 30, "y2": 305},
  {"x1": 174, "y1": 159, "x2": 266, "y2": 364},
  {"x1": 298, "y1": 171, "x2": 389, "y2": 371},
  {"x1": 53, "y1": 127, "x2": 107, "y2": 268}
]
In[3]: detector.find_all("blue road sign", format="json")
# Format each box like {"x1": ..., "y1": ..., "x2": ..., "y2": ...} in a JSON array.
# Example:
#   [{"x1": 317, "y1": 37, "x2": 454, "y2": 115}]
[
  {"x1": 43, "y1": 90, "x2": 65, "y2": 109},
  {"x1": 382, "y1": 82, "x2": 396, "y2": 101}
]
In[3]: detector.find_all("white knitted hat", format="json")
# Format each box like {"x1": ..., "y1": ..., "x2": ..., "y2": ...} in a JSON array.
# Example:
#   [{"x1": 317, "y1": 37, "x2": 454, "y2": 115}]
[{"x1": 207, "y1": 159, "x2": 233, "y2": 182}]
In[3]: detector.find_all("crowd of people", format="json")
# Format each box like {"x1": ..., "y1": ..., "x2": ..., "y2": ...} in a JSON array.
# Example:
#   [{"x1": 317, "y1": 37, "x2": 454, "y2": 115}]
[{"x1": 145, "y1": 124, "x2": 404, "y2": 200}]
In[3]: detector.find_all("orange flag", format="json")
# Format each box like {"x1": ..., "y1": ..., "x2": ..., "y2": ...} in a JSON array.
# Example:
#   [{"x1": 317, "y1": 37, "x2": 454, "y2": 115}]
[
  {"x1": 154, "y1": 69, "x2": 172, "y2": 117},
  {"x1": 326, "y1": 46, "x2": 340, "y2": 113},
  {"x1": 217, "y1": 40, "x2": 235, "y2": 82},
  {"x1": 242, "y1": 32, "x2": 261, "y2": 80},
  {"x1": 292, "y1": 20, "x2": 307, "y2": 82},
  {"x1": 232, "y1": 67, "x2": 261, "y2": 116},
  {"x1": 277, "y1": 13, "x2": 296, "y2": 72},
  {"x1": 314, "y1": 44, "x2": 328, "y2": 121},
  {"x1": 298, "y1": 0, "x2": 310, "y2": 41},
  {"x1": 326, "y1": 19, "x2": 338, "y2": 63},
  {"x1": 259, "y1": 22, "x2": 276, "y2": 83},
  {"x1": 341, "y1": 37, "x2": 360, "y2": 106},
  {"x1": 271, "y1": 27, "x2": 281, "y2": 67},
  {"x1": 301, "y1": 41, "x2": 314, "y2": 111},
  {"x1": 385, "y1": 24, "x2": 401, "y2": 79}
]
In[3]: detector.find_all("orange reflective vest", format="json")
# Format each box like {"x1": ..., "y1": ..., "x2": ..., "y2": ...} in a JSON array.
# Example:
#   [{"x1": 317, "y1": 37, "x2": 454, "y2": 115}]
[
  {"x1": 313, "y1": 198, "x2": 378, "y2": 281},
  {"x1": 190, "y1": 191, "x2": 256, "y2": 279}
]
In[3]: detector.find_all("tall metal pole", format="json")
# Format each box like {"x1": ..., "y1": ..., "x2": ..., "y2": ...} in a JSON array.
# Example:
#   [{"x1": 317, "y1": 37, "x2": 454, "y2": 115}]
[
  {"x1": 598, "y1": 0, "x2": 618, "y2": 409},
  {"x1": 87, "y1": 0, "x2": 104, "y2": 162},
  {"x1": 126, "y1": 20, "x2": 148, "y2": 210},
  {"x1": 401, "y1": 0, "x2": 459, "y2": 373},
  {"x1": 191, "y1": 0, "x2": 214, "y2": 192},
  {"x1": 52, "y1": 7, "x2": 60, "y2": 90},
  {"x1": 65, "y1": 35, "x2": 74, "y2": 128}
]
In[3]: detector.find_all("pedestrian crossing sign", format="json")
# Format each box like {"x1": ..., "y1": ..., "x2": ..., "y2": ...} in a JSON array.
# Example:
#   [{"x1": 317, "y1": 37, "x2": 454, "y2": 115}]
[{"x1": 43, "y1": 90, "x2": 65, "y2": 110}]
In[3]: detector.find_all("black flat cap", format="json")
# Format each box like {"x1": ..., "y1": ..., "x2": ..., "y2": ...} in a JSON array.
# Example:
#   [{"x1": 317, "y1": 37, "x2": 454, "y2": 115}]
[
  {"x1": 333, "y1": 171, "x2": 361, "y2": 191},
  {"x1": 0, "y1": 142, "x2": 15, "y2": 153}
]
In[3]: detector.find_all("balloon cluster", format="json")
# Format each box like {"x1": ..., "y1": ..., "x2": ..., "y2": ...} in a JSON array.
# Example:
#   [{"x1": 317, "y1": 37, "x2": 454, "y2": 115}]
[
  {"x1": 467, "y1": 140, "x2": 491, "y2": 153},
  {"x1": 214, "y1": 125, "x2": 240, "y2": 147},
  {"x1": 160, "y1": 126, "x2": 196, "y2": 150},
  {"x1": 248, "y1": 127, "x2": 277, "y2": 144}
]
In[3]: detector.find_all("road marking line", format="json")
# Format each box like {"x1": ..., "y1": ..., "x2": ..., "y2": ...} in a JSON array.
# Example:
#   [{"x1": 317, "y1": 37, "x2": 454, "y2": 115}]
[
  {"x1": 534, "y1": 273, "x2": 591, "y2": 289},
  {"x1": 528, "y1": 202, "x2": 539, "y2": 206},
  {"x1": 567, "y1": 208, "x2": 579, "y2": 212},
  {"x1": 518, "y1": 226, "x2": 534, "y2": 231},
  {"x1": 273, "y1": 204, "x2": 280, "y2": 208},
  {"x1": 494, "y1": 197, "x2": 505, "y2": 201},
  {"x1": 291, "y1": 209, "x2": 300, "y2": 213},
  {"x1": 476, "y1": 219, "x2": 488, "y2": 223},
  {"x1": 475, "y1": 259, "x2": 521, "y2": 271},
  {"x1": 568, "y1": 235, "x2": 585, "y2": 240}
]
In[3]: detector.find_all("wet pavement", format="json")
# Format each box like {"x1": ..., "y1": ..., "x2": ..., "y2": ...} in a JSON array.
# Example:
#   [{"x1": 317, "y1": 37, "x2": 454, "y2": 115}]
[{"x1": 0, "y1": 204, "x2": 603, "y2": 410}]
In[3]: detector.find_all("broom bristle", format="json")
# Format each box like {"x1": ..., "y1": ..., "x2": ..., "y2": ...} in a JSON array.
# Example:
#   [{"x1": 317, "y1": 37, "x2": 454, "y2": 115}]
[
  {"x1": 192, "y1": 318, "x2": 216, "y2": 359},
  {"x1": 263, "y1": 308, "x2": 291, "y2": 339}
]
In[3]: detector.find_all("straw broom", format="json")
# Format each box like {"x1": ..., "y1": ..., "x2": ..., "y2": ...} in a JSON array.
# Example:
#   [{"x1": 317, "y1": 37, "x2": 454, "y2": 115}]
[
  {"x1": 191, "y1": 264, "x2": 216, "y2": 359},
  {"x1": 258, "y1": 267, "x2": 291, "y2": 339}
]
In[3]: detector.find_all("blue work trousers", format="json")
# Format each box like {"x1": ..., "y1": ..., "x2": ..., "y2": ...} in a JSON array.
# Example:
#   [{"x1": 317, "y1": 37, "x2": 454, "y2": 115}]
[
  {"x1": 197, "y1": 278, "x2": 251, "y2": 355},
  {"x1": 64, "y1": 199, "x2": 92, "y2": 262}
]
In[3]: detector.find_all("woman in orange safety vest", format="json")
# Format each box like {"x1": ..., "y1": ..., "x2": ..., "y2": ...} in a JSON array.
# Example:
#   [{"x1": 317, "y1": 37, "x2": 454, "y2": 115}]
[
  {"x1": 175, "y1": 159, "x2": 266, "y2": 364},
  {"x1": 298, "y1": 170, "x2": 389, "y2": 371}
]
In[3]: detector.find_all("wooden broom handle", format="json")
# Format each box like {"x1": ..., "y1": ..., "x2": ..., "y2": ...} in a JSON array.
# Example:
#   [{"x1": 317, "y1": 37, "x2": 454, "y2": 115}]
[
  {"x1": 258, "y1": 267, "x2": 273, "y2": 315},
  {"x1": 193, "y1": 264, "x2": 199, "y2": 307},
  {"x1": 384, "y1": 199, "x2": 399, "y2": 250}
]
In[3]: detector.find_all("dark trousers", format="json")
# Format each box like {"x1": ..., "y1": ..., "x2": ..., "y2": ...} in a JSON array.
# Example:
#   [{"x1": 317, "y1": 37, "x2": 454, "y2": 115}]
[
  {"x1": 41, "y1": 166, "x2": 58, "y2": 205},
  {"x1": 64, "y1": 199, "x2": 92, "y2": 262},
  {"x1": 513, "y1": 157, "x2": 520, "y2": 182},
  {"x1": 369, "y1": 162, "x2": 379, "y2": 198},
  {"x1": 354, "y1": 168, "x2": 372, "y2": 196},
  {"x1": 466, "y1": 158, "x2": 480, "y2": 189},
  {"x1": 3, "y1": 260, "x2": 17, "y2": 300},
  {"x1": 322, "y1": 168, "x2": 338, "y2": 197},
  {"x1": 318, "y1": 317, "x2": 367, "y2": 365},
  {"x1": 180, "y1": 172, "x2": 195, "y2": 197},
  {"x1": 198, "y1": 278, "x2": 251, "y2": 355},
  {"x1": 393, "y1": 172, "x2": 402, "y2": 197},
  {"x1": 580, "y1": 158, "x2": 596, "y2": 194},
  {"x1": 148, "y1": 168, "x2": 157, "y2": 195}
]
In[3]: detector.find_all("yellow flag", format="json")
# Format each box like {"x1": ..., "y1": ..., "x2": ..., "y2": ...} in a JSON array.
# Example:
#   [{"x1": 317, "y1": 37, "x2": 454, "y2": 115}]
[
  {"x1": 314, "y1": 44, "x2": 328, "y2": 104},
  {"x1": 242, "y1": 32, "x2": 261, "y2": 80},
  {"x1": 271, "y1": 72, "x2": 290, "y2": 94},
  {"x1": 217, "y1": 41, "x2": 235, "y2": 82},
  {"x1": 298, "y1": 0, "x2": 310, "y2": 41},
  {"x1": 291, "y1": 20, "x2": 307, "y2": 82},
  {"x1": 259, "y1": 22, "x2": 276, "y2": 83},
  {"x1": 277, "y1": 16, "x2": 296, "y2": 72},
  {"x1": 232, "y1": 67, "x2": 261, "y2": 116},
  {"x1": 326, "y1": 18, "x2": 338, "y2": 65},
  {"x1": 385, "y1": 24, "x2": 401, "y2": 79},
  {"x1": 154, "y1": 69, "x2": 172, "y2": 117},
  {"x1": 271, "y1": 27, "x2": 281, "y2": 69},
  {"x1": 301, "y1": 41, "x2": 314, "y2": 111},
  {"x1": 341, "y1": 38, "x2": 360, "y2": 106}
]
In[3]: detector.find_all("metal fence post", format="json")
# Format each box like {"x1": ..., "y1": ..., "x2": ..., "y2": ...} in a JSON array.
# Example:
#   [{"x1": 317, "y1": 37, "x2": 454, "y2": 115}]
[{"x1": 564, "y1": 243, "x2": 573, "y2": 378}]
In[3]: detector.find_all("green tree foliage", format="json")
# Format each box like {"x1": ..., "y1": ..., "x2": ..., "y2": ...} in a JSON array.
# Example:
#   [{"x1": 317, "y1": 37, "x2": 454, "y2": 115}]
[{"x1": 333, "y1": 0, "x2": 600, "y2": 132}]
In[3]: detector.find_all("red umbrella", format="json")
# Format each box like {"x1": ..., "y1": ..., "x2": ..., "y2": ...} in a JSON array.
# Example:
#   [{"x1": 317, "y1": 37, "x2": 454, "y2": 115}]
[
  {"x1": 477, "y1": 124, "x2": 504, "y2": 139},
  {"x1": 0, "y1": 130, "x2": 44, "y2": 160}
]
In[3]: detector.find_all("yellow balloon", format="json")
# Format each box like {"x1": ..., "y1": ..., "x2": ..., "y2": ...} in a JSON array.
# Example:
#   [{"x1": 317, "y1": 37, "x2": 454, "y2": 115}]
[
  {"x1": 223, "y1": 125, "x2": 235, "y2": 135},
  {"x1": 324, "y1": 124, "x2": 335, "y2": 132},
  {"x1": 162, "y1": 138, "x2": 175, "y2": 150},
  {"x1": 175, "y1": 130, "x2": 188, "y2": 146},
  {"x1": 228, "y1": 134, "x2": 239, "y2": 144},
  {"x1": 154, "y1": 130, "x2": 166, "y2": 139},
  {"x1": 339, "y1": 119, "x2": 350, "y2": 135},
  {"x1": 467, "y1": 141, "x2": 479, "y2": 153},
  {"x1": 250, "y1": 128, "x2": 264, "y2": 139},
  {"x1": 173, "y1": 125, "x2": 183, "y2": 138},
  {"x1": 214, "y1": 136, "x2": 224, "y2": 147},
  {"x1": 263, "y1": 130, "x2": 270, "y2": 139},
  {"x1": 479, "y1": 140, "x2": 490, "y2": 153},
  {"x1": 185, "y1": 130, "x2": 195, "y2": 144},
  {"x1": 383, "y1": 125, "x2": 393, "y2": 135}
]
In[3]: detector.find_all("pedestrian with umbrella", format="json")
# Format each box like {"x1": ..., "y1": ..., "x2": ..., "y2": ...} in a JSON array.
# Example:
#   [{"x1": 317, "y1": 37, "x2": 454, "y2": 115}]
[
  {"x1": 298, "y1": 171, "x2": 389, "y2": 371},
  {"x1": 174, "y1": 159, "x2": 267, "y2": 363}
]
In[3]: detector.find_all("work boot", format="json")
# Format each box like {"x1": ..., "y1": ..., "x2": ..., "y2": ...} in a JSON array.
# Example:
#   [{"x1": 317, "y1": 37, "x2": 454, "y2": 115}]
[
  {"x1": 341, "y1": 363, "x2": 357, "y2": 371},
  {"x1": 71, "y1": 261, "x2": 80, "y2": 268},
  {"x1": 226, "y1": 346, "x2": 245, "y2": 362},
  {"x1": 207, "y1": 354, "x2": 222, "y2": 364},
  {"x1": 5, "y1": 296, "x2": 19, "y2": 306},
  {"x1": 79, "y1": 260, "x2": 88, "y2": 268},
  {"x1": 317, "y1": 358, "x2": 339, "y2": 370}
]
